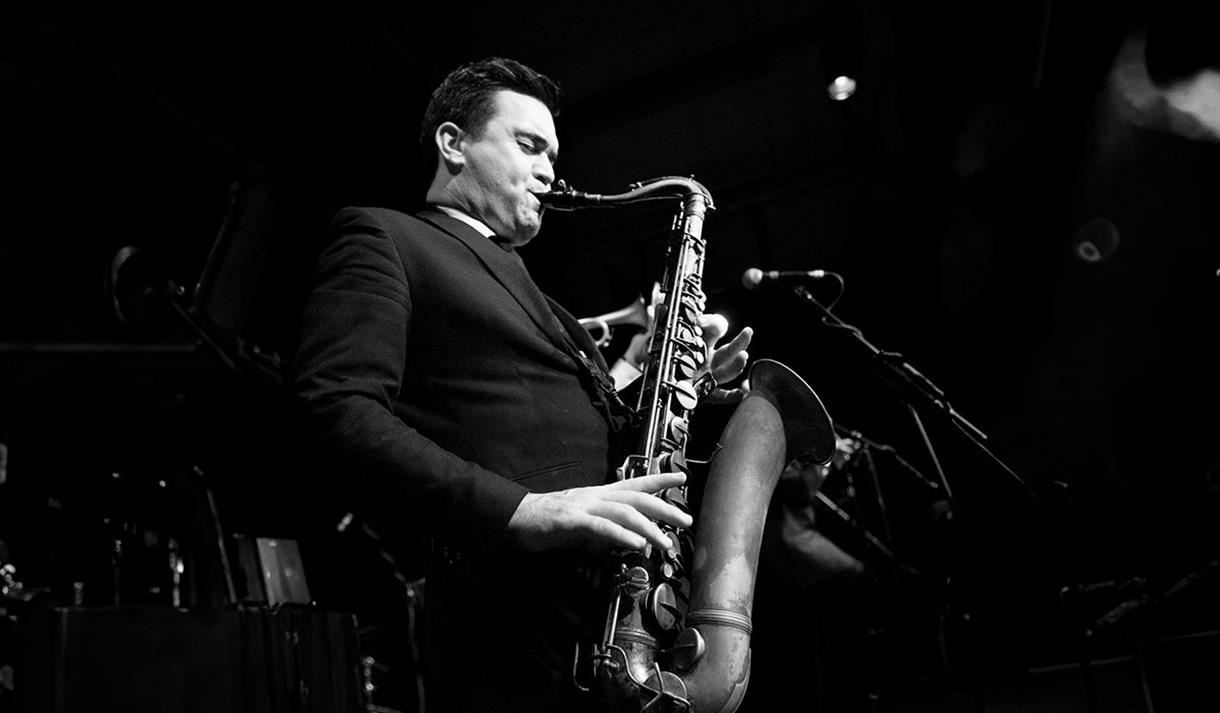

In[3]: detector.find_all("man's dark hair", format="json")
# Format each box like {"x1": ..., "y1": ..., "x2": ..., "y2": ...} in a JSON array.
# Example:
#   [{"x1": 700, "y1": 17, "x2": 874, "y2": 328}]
[{"x1": 419, "y1": 57, "x2": 562, "y2": 162}]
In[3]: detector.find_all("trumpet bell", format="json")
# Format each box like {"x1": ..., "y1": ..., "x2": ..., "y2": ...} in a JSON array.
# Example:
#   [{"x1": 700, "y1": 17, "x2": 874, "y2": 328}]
[{"x1": 578, "y1": 295, "x2": 651, "y2": 347}]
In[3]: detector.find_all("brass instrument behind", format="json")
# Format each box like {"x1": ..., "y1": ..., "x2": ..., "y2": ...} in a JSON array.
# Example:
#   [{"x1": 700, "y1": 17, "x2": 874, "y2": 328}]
[
  {"x1": 542, "y1": 177, "x2": 835, "y2": 713},
  {"x1": 579, "y1": 295, "x2": 651, "y2": 348}
]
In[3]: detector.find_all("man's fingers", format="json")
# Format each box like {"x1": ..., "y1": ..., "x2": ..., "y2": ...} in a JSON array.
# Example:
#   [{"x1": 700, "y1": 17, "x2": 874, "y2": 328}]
[
  {"x1": 589, "y1": 500, "x2": 672, "y2": 550},
  {"x1": 605, "y1": 471, "x2": 686, "y2": 493},
  {"x1": 581, "y1": 513, "x2": 648, "y2": 551},
  {"x1": 713, "y1": 349, "x2": 750, "y2": 384},
  {"x1": 600, "y1": 474, "x2": 692, "y2": 528},
  {"x1": 699, "y1": 313, "x2": 730, "y2": 343},
  {"x1": 510, "y1": 474, "x2": 696, "y2": 553},
  {"x1": 716, "y1": 326, "x2": 752, "y2": 356},
  {"x1": 603, "y1": 488, "x2": 692, "y2": 529}
]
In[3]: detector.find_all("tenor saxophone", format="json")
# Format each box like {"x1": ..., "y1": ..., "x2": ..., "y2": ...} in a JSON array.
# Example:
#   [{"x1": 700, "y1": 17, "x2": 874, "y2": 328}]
[{"x1": 542, "y1": 177, "x2": 835, "y2": 713}]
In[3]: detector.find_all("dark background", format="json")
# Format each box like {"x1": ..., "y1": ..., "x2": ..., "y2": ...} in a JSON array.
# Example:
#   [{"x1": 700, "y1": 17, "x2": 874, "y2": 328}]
[{"x1": 1, "y1": 0, "x2": 1217, "y2": 709}]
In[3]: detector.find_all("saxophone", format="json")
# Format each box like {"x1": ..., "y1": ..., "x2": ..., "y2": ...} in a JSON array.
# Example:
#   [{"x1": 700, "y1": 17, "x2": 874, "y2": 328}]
[{"x1": 542, "y1": 177, "x2": 835, "y2": 713}]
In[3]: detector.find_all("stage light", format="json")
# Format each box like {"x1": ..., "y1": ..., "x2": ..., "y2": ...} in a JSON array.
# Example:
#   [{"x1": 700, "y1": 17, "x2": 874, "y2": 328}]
[{"x1": 827, "y1": 75, "x2": 857, "y2": 101}]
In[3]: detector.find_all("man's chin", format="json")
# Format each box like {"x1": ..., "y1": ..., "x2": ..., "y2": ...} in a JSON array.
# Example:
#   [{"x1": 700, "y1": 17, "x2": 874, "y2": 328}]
[{"x1": 516, "y1": 217, "x2": 543, "y2": 242}]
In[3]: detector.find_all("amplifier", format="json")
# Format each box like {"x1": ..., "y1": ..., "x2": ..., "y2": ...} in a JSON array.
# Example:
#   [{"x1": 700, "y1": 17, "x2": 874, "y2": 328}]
[{"x1": 13, "y1": 605, "x2": 362, "y2": 713}]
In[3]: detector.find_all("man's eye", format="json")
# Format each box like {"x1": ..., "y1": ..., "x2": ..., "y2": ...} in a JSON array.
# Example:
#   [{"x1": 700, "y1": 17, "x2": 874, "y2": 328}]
[{"x1": 518, "y1": 141, "x2": 537, "y2": 153}]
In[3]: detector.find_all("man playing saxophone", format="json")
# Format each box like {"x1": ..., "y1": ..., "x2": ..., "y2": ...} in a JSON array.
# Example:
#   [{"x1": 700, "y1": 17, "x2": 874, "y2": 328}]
[{"x1": 290, "y1": 56, "x2": 752, "y2": 713}]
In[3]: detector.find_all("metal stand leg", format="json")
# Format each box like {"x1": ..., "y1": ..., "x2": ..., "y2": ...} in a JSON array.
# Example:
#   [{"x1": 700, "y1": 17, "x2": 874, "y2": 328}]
[{"x1": 1133, "y1": 638, "x2": 1155, "y2": 713}]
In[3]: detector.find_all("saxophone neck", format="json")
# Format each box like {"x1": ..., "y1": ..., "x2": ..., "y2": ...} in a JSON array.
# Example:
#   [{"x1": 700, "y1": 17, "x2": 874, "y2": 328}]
[
  {"x1": 630, "y1": 176, "x2": 713, "y2": 209},
  {"x1": 540, "y1": 177, "x2": 714, "y2": 211}
]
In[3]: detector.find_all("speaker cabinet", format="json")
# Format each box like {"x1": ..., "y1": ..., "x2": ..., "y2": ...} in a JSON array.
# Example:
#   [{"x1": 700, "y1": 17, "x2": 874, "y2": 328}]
[{"x1": 14, "y1": 606, "x2": 362, "y2": 713}]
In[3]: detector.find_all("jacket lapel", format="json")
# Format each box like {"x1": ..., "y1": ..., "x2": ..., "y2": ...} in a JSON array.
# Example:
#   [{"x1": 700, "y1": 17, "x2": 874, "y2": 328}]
[
  {"x1": 417, "y1": 209, "x2": 571, "y2": 353},
  {"x1": 547, "y1": 296, "x2": 610, "y2": 372}
]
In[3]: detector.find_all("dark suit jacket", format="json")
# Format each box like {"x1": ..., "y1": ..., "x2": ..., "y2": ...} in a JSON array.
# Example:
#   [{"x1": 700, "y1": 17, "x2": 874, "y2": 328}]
[{"x1": 292, "y1": 206, "x2": 619, "y2": 711}]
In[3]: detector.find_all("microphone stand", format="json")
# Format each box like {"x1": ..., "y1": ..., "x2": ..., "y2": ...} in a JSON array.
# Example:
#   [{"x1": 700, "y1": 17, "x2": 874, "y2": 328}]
[
  {"x1": 786, "y1": 283, "x2": 1041, "y2": 713},
  {"x1": 787, "y1": 284, "x2": 1039, "y2": 512}
]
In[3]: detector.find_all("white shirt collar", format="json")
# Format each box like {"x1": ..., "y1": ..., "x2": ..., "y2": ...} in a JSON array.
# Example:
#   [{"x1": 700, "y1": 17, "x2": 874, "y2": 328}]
[{"x1": 435, "y1": 205, "x2": 496, "y2": 240}]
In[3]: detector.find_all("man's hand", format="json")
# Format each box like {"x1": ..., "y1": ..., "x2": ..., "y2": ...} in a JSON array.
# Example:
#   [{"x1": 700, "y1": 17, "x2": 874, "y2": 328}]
[
  {"x1": 507, "y1": 472, "x2": 692, "y2": 553},
  {"x1": 698, "y1": 313, "x2": 752, "y2": 404}
]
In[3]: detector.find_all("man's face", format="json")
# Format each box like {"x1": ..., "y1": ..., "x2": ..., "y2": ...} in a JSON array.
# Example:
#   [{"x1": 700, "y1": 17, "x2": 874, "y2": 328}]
[{"x1": 454, "y1": 90, "x2": 558, "y2": 246}]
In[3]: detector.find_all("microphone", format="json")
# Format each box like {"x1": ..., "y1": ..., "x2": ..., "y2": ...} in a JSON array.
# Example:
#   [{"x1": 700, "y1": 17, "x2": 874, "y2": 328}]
[{"x1": 741, "y1": 267, "x2": 828, "y2": 289}]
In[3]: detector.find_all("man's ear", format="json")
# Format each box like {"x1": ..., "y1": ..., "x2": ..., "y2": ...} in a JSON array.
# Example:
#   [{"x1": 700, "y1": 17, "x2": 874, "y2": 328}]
[{"x1": 435, "y1": 122, "x2": 466, "y2": 171}]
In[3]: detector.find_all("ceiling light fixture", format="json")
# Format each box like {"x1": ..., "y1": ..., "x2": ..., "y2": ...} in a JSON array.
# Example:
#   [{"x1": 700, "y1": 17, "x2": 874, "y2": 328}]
[{"x1": 827, "y1": 75, "x2": 857, "y2": 101}]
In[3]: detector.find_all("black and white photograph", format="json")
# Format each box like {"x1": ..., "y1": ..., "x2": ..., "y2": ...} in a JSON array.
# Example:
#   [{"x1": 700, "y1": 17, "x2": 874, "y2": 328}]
[{"x1": 1, "y1": 2, "x2": 1217, "y2": 712}]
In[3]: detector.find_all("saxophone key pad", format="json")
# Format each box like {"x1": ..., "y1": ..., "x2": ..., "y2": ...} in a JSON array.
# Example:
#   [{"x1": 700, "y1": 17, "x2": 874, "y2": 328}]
[
  {"x1": 672, "y1": 340, "x2": 705, "y2": 366},
  {"x1": 623, "y1": 565, "x2": 651, "y2": 594},
  {"x1": 669, "y1": 627, "x2": 707, "y2": 671},
  {"x1": 672, "y1": 352, "x2": 698, "y2": 379},
  {"x1": 666, "y1": 417, "x2": 689, "y2": 443},
  {"x1": 680, "y1": 301, "x2": 703, "y2": 326},
  {"x1": 675, "y1": 323, "x2": 699, "y2": 345},
  {"x1": 646, "y1": 582, "x2": 680, "y2": 631},
  {"x1": 680, "y1": 293, "x2": 705, "y2": 315},
  {"x1": 671, "y1": 380, "x2": 698, "y2": 410},
  {"x1": 656, "y1": 449, "x2": 687, "y2": 475}
]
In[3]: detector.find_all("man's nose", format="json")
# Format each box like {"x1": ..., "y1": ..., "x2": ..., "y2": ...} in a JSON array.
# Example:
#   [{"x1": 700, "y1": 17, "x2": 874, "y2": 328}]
[{"x1": 534, "y1": 157, "x2": 554, "y2": 187}]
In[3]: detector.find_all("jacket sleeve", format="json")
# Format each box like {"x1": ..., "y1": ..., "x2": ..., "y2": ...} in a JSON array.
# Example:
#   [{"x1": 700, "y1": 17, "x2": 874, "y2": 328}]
[{"x1": 289, "y1": 208, "x2": 527, "y2": 558}]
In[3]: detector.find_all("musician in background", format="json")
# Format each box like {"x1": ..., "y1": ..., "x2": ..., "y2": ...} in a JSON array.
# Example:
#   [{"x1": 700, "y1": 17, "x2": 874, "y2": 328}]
[
  {"x1": 290, "y1": 56, "x2": 751, "y2": 712},
  {"x1": 736, "y1": 437, "x2": 876, "y2": 713},
  {"x1": 749, "y1": 432, "x2": 942, "y2": 712}
]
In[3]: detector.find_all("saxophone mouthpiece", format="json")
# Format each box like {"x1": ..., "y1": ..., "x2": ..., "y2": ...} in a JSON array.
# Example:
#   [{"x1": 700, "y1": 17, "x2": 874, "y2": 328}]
[{"x1": 539, "y1": 179, "x2": 602, "y2": 211}]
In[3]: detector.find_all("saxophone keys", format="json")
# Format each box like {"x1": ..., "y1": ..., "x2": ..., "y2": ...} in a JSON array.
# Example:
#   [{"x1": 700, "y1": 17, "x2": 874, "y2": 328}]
[
  {"x1": 666, "y1": 416, "x2": 689, "y2": 443},
  {"x1": 663, "y1": 535, "x2": 688, "y2": 579},
  {"x1": 642, "y1": 670, "x2": 690, "y2": 708},
  {"x1": 622, "y1": 565, "x2": 651, "y2": 594},
  {"x1": 672, "y1": 351, "x2": 698, "y2": 379},
  {"x1": 617, "y1": 454, "x2": 651, "y2": 481},
  {"x1": 656, "y1": 449, "x2": 688, "y2": 475},
  {"x1": 659, "y1": 553, "x2": 688, "y2": 584},
  {"x1": 672, "y1": 338, "x2": 706, "y2": 363},
  {"x1": 674, "y1": 322, "x2": 698, "y2": 343},
  {"x1": 671, "y1": 379, "x2": 698, "y2": 410},
  {"x1": 669, "y1": 627, "x2": 707, "y2": 672},
  {"x1": 646, "y1": 582, "x2": 681, "y2": 631},
  {"x1": 680, "y1": 297, "x2": 704, "y2": 322}
]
